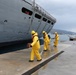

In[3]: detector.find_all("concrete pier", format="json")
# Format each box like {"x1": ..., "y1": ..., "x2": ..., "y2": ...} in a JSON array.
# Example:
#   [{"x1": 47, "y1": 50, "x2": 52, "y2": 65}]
[
  {"x1": 0, "y1": 43, "x2": 71, "y2": 75},
  {"x1": 34, "y1": 41, "x2": 76, "y2": 75}
]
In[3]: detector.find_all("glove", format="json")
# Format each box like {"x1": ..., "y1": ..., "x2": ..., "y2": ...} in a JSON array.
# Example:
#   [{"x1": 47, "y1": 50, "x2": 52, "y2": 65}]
[{"x1": 27, "y1": 43, "x2": 32, "y2": 48}]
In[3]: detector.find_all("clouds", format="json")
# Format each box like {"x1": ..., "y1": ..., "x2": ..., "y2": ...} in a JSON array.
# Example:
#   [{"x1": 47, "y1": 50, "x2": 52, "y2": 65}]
[{"x1": 36, "y1": 0, "x2": 76, "y2": 32}]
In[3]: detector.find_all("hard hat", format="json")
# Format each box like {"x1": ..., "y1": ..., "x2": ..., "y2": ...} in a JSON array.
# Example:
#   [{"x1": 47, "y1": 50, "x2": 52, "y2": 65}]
[
  {"x1": 42, "y1": 31, "x2": 45, "y2": 34},
  {"x1": 31, "y1": 30, "x2": 35, "y2": 34},
  {"x1": 35, "y1": 32, "x2": 38, "y2": 36},
  {"x1": 55, "y1": 32, "x2": 57, "y2": 34}
]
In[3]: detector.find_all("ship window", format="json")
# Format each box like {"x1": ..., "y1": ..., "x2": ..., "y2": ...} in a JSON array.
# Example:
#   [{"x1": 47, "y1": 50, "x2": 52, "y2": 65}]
[
  {"x1": 51, "y1": 22, "x2": 54, "y2": 25},
  {"x1": 43, "y1": 18, "x2": 47, "y2": 22},
  {"x1": 48, "y1": 20, "x2": 51, "y2": 23},
  {"x1": 35, "y1": 14, "x2": 41, "y2": 19},
  {"x1": 22, "y1": 7, "x2": 33, "y2": 16}
]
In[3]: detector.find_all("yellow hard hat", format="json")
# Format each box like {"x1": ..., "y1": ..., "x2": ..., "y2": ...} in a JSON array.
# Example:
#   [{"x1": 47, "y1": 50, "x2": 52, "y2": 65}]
[
  {"x1": 42, "y1": 31, "x2": 45, "y2": 34},
  {"x1": 31, "y1": 30, "x2": 35, "y2": 34}
]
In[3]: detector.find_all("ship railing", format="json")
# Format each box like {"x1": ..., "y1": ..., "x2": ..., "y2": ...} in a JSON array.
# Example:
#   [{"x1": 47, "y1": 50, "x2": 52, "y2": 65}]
[{"x1": 32, "y1": 3, "x2": 56, "y2": 22}]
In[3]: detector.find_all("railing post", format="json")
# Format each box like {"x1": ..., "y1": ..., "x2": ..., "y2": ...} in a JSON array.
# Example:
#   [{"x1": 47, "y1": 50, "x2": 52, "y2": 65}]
[{"x1": 32, "y1": 0, "x2": 35, "y2": 9}]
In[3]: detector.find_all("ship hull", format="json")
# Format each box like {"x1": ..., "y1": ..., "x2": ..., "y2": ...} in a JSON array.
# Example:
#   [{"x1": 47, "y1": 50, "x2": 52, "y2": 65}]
[{"x1": 0, "y1": 0, "x2": 56, "y2": 46}]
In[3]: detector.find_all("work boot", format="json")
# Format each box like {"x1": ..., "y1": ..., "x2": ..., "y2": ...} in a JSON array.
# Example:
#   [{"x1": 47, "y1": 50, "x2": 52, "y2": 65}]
[
  {"x1": 44, "y1": 50, "x2": 47, "y2": 51},
  {"x1": 37, "y1": 59, "x2": 42, "y2": 61},
  {"x1": 29, "y1": 60, "x2": 34, "y2": 62},
  {"x1": 53, "y1": 45, "x2": 57, "y2": 47}
]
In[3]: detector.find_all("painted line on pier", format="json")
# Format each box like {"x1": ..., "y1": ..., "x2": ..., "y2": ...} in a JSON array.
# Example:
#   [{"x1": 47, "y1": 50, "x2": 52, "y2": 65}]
[{"x1": 22, "y1": 51, "x2": 64, "y2": 75}]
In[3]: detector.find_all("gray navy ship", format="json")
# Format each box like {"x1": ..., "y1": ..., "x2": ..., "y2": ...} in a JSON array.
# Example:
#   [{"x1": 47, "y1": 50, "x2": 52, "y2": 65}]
[{"x1": 0, "y1": 0, "x2": 56, "y2": 46}]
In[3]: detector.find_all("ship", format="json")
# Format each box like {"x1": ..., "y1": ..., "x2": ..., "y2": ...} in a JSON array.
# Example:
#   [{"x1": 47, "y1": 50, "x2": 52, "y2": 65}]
[
  {"x1": 68, "y1": 35, "x2": 76, "y2": 41},
  {"x1": 0, "y1": 0, "x2": 56, "y2": 47}
]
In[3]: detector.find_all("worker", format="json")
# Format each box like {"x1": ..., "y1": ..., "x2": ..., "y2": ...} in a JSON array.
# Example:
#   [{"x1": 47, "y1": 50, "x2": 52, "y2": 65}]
[
  {"x1": 53, "y1": 32, "x2": 59, "y2": 47},
  {"x1": 28, "y1": 30, "x2": 42, "y2": 62},
  {"x1": 42, "y1": 31, "x2": 51, "y2": 51}
]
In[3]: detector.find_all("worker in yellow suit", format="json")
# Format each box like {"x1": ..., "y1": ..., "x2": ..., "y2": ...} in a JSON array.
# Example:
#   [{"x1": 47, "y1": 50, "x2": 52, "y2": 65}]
[
  {"x1": 42, "y1": 31, "x2": 51, "y2": 51},
  {"x1": 54, "y1": 32, "x2": 59, "y2": 47},
  {"x1": 29, "y1": 30, "x2": 42, "y2": 62}
]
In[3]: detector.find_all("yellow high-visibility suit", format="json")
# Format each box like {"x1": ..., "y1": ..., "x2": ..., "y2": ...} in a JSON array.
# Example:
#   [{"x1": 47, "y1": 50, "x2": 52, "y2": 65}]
[
  {"x1": 30, "y1": 33, "x2": 42, "y2": 61},
  {"x1": 54, "y1": 33, "x2": 59, "y2": 47},
  {"x1": 43, "y1": 32, "x2": 50, "y2": 51}
]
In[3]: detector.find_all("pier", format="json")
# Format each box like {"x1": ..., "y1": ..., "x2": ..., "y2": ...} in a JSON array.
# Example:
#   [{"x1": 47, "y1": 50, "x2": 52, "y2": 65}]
[{"x1": 0, "y1": 42, "x2": 72, "y2": 75}]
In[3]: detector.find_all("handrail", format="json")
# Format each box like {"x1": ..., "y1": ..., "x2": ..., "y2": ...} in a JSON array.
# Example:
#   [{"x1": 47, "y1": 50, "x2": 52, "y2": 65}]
[{"x1": 33, "y1": 3, "x2": 56, "y2": 22}]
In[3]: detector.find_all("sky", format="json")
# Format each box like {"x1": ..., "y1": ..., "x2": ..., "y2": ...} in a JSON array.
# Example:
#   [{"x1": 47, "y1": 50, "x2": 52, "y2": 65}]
[{"x1": 35, "y1": 0, "x2": 76, "y2": 32}]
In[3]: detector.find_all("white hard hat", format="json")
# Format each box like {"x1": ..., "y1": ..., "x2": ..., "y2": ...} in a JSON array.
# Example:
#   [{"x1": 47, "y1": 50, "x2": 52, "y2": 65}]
[
  {"x1": 55, "y1": 32, "x2": 57, "y2": 34},
  {"x1": 42, "y1": 31, "x2": 45, "y2": 34}
]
